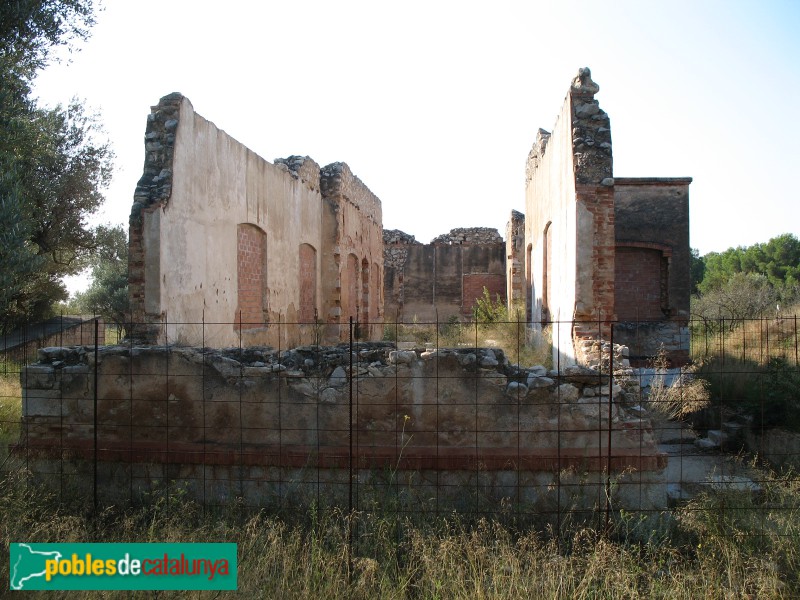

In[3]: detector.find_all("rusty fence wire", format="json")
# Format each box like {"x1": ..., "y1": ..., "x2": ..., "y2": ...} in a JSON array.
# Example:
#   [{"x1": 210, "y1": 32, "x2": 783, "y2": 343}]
[{"x1": 1, "y1": 314, "x2": 799, "y2": 542}]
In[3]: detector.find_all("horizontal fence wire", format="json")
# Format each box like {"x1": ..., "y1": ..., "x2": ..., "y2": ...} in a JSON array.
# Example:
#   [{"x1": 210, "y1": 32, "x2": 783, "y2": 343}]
[{"x1": 1, "y1": 314, "x2": 799, "y2": 545}]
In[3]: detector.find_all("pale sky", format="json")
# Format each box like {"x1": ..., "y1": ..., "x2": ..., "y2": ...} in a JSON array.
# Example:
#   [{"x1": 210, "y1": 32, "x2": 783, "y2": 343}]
[{"x1": 32, "y1": 0, "x2": 799, "y2": 293}]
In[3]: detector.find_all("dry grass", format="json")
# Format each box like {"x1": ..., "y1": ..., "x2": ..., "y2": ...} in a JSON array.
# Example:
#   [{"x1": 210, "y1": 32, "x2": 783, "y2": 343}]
[
  {"x1": 385, "y1": 318, "x2": 553, "y2": 369},
  {"x1": 0, "y1": 366, "x2": 22, "y2": 465},
  {"x1": 692, "y1": 310, "x2": 800, "y2": 366},
  {"x1": 646, "y1": 350, "x2": 711, "y2": 421},
  {"x1": 1, "y1": 466, "x2": 798, "y2": 598}
]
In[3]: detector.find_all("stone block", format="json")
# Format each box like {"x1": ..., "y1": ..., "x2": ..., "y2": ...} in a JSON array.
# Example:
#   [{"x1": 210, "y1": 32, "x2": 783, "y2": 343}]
[
  {"x1": 22, "y1": 390, "x2": 65, "y2": 417},
  {"x1": 20, "y1": 365, "x2": 56, "y2": 390}
]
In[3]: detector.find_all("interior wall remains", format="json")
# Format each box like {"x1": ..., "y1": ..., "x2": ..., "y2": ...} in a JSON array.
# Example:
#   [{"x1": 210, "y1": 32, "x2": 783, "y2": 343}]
[
  {"x1": 320, "y1": 163, "x2": 384, "y2": 341},
  {"x1": 613, "y1": 178, "x2": 691, "y2": 364},
  {"x1": 524, "y1": 93, "x2": 582, "y2": 364},
  {"x1": 383, "y1": 229, "x2": 506, "y2": 323}
]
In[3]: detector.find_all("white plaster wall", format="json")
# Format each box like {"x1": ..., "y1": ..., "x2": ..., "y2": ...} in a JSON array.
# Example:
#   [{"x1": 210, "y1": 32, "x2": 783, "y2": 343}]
[
  {"x1": 524, "y1": 94, "x2": 578, "y2": 365},
  {"x1": 154, "y1": 98, "x2": 323, "y2": 346}
]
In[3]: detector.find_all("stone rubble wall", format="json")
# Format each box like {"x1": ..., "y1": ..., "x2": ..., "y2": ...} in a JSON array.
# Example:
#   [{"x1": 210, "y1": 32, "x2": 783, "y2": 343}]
[
  {"x1": 18, "y1": 343, "x2": 666, "y2": 511},
  {"x1": 382, "y1": 229, "x2": 419, "y2": 271},
  {"x1": 430, "y1": 228, "x2": 504, "y2": 246}
]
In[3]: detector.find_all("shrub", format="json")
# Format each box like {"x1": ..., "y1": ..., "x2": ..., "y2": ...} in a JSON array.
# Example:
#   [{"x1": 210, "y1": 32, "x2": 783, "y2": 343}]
[{"x1": 472, "y1": 287, "x2": 507, "y2": 326}]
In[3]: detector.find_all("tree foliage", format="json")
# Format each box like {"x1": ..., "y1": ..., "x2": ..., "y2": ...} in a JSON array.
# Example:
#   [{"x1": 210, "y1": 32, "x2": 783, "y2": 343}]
[
  {"x1": 689, "y1": 247, "x2": 705, "y2": 295},
  {"x1": 698, "y1": 234, "x2": 800, "y2": 296},
  {"x1": 692, "y1": 272, "x2": 778, "y2": 326},
  {"x1": 0, "y1": 0, "x2": 96, "y2": 75},
  {"x1": 692, "y1": 234, "x2": 800, "y2": 326},
  {"x1": 75, "y1": 224, "x2": 129, "y2": 337},
  {"x1": 0, "y1": 0, "x2": 110, "y2": 334}
]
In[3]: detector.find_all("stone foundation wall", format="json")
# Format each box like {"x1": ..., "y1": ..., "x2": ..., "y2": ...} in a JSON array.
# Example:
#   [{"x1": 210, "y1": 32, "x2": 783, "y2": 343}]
[{"x1": 18, "y1": 343, "x2": 667, "y2": 512}]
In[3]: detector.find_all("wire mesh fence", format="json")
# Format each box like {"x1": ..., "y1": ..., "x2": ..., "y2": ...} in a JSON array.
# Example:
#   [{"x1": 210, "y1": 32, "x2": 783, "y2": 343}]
[{"x1": 1, "y1": 314, "x2": 799, "y2": 543}]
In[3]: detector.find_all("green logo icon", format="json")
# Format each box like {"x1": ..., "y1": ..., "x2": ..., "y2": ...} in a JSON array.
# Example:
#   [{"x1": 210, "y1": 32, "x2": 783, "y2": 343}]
[{"x1": 9, "y1": 543, "x2": 237, "y2": 590}]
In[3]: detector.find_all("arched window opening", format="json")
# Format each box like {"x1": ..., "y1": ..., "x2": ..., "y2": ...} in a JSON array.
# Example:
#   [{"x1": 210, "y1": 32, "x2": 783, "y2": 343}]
[
  {"x1": 299, "y1": 244, "x2": 317, "y2": 324},
  {"x1": 542, "y1": 222, "x2": 552, "y2": 325},
  {"x1": 236, "y1": 223, "x2": 267, "y2": 330}
]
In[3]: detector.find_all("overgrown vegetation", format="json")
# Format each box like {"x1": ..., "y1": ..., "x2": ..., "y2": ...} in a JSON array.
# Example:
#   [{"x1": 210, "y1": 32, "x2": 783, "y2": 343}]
[
  {"x1": 0, "y1": 364, "x2": 22, "y2": 466},
  {"x1": 0, "y1": 466, "x2": 798, "y2": 597},
  {"x1": 646, "y1": 348, "x2": 711, "y2": 420},
  {"x1": 691, "y1": 236, "x2": 800, "y2": 432},
  {"x1": 690, "y1": 307, "x2": 800, "y2": 432},
  {"x1": 692, "y1": 234, "x2": 800, "y2": 326},
  {"x1": 383, "y1": 288, "x2": 552, "y2": 368},
  {"x1": 1, "y1": 0, "x2": 113, "y2": 334}
]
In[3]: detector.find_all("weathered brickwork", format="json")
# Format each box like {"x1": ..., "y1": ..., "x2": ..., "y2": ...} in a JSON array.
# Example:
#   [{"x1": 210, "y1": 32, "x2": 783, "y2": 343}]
[
  {"x1": 462, "y1": 273, "x2": 507, "y2": 316},
  {"x1": 319, "y1": 163, "x2": 384, "y2": 340},
  {"x1": 298, "y1": 244, "x2": 317, "y2": 323},
  {"x1": 614, "y1": 247, "x2": 665, "y2": 320},
  {"x1": 234, "y1": 224, "x2": 266, "y2": 329},
  {"x1": 505, "y1": 210, "x2": 526, "y2": 309},
  {"x1": 613, "y1": 178, "x2": 691, "y2": 364},
  {"x1": 128, "y1": 93, "x2": 182, "y2": 342}
]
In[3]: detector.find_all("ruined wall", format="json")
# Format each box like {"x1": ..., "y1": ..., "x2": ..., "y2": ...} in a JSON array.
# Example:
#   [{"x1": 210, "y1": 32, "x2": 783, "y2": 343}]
[
  {"x1": 20, "y1": 344, "x2": 666, "y2": 512},
  {"x1": 384, "y1": 229, "x2": 506, "y2": 322},
  {"x1": 613, "y1": 178, "x2": 691, "y2": 363},
  {"x1": 505, "y1": 210, "x2": 526, "y2": 311},
  {"x1": 524, "y1": 82, "x2": 583, "y2": 364},
  {"x1": 524, "y1": 68, "x2": 691, "y2": 366},
  {"x1": 129, "y1": 94, "x2": 382, "y2": 347},
  {"x1": 320, "y1": 163, "x2": 384, "y2": 341}
]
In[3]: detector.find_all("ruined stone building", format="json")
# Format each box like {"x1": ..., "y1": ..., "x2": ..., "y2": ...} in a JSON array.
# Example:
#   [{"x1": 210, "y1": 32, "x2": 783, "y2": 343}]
[
  {"x1": 513, "y1": 68, "x2": 691, "y2": 365},
  {"x1": 17, "y1": 71, "x2": 687, "y2": 512},
  {"x1": 129, "y1": 70, "x2": 691, "y2": 366},
  {"x1": 128, "y1": 93, "x2": 384, "y2": 348}
]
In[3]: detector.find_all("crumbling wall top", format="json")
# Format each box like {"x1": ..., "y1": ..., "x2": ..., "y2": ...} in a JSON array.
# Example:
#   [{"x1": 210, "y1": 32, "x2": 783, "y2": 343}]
[
  {"x1": 570, "y1": 67, "x2": 600, "y2": 96},
  {"x1": 274, "y1": 155, "x2": 321, "y2": 191},
  {"x1": 383, "y1": 229, "x2": 420, "y2": 245},
  {"x1": 430, "y1": 227, "x2": 503, "y2": 245},
  {"x1": 320, "y1": 161, "x2": 382, "y2": 225},
  {"x1": 525, "y1": 128, "x2": 551, "y2": 185},
  {"x1": 568, "y1": 67, "x2": 612, "y2": 185},
  {"x1": 130, "y1": 92, "x2": 184, "y2": 225}
]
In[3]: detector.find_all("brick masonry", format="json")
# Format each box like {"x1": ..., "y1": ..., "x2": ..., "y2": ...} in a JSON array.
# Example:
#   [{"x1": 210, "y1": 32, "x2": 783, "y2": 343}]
[
  {"x1": 462, "y1": 274, "x2": 507, "y2": 316},
  {"x1": 615, "y1": 247, "x2": 664, "y2": 321},
  {"x1": 236, "y1": 224, "x2": 266, "y2": 329},
  {"x1": 524, "y1": 68, "x2": 691, "y2": 365}
]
